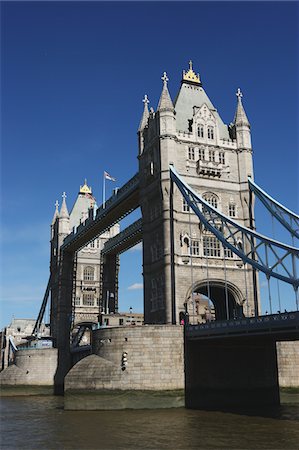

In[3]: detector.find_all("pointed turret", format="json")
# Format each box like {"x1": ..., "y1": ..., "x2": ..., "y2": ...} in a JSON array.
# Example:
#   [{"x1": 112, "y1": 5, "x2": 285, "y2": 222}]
[
  {"x1": 60, "y1": 192, "x2": 69, "y2": 218},
  {"x1": 59, "y1": 192, "x2": 70, "y2": 237},
  {"x1": 234, "y1": 88, "x2": 250, "y2": 127},
  {"x1": 138, "y1": 95, "x2": 150, "y2": 132},
  {"x1": 138, "y1": 95, "x2": 150, "y2": 155},
  {"x1": 51, "y1": 200, "x2": 59, "y2": 225},
  {"x1": 157, "y1": 72, "x2": 174, "y2": 112},
  {"x1": 233, "y1": 88, "x2": 251, "y2": 150}
]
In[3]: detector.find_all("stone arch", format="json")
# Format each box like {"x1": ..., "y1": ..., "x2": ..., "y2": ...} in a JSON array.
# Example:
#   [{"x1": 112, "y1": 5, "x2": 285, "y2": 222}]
[{"x1": 185, "y1": 279, "x2": 244, "y2": 321}]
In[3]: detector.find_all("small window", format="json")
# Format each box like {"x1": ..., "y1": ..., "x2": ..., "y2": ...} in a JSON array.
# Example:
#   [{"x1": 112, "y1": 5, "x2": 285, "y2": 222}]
[
  {"x1": 83, "y1": 293, "x2": 94, "y2": 306},
  {"x1": 219, "y1": 152, "x2": 225, "y2": 164},
  {"x1": 83, "y1": 266, "x2": 94, "y2": 281},
  {"x1": 229, "y1": 204, "x2": 236, "y2": 217},
  {"x1": 190, "y1": 240, "x2": 200, "y2": 256},
  {"x1": 182, "y1": 198, "x2": 190, "y2": 212},
  {"x1": 224, "y1": 247, "x2": 234, "y2": 258},
  {"x1": 104, "y1": 318, "x2": 109, "y2": 326},
  {"x1": 198, "y1": 148, "x2": 205, "y2": 160},
  {"x1": 203, "y1": 193, "x2": 218, "y2": 209},
  {"x1": 208, "y1": 150, "x2": 215, "y2": 162},
  {"x1": 207, "y1": 126, "x2": 214, "y2": 140},
  {"x1": 75, "y1": 297, "x2": 81, "y2": 306},
  {"x1": 119, "y1": 318, "x2": 124, "y2": 326},
  {"x1": 90, "y1": 241, "x2": 95, "y2": 248},
  {"x1": 197, "y1": 125, "x2": 204, "y2": 138},
  {"x1": 188, "y1": 147, "x2": 195, "y2": 160}
]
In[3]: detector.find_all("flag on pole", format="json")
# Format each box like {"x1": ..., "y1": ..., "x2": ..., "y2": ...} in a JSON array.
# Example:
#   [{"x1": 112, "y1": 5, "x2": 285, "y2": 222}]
[{"x1": 104, "y1": 171, "x2": 116, "y2": 182}]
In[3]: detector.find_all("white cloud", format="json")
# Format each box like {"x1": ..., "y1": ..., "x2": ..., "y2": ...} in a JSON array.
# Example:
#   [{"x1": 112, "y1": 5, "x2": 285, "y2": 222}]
[{"x1": 128, "y1": 283, "x2": 143, "y2": 291}]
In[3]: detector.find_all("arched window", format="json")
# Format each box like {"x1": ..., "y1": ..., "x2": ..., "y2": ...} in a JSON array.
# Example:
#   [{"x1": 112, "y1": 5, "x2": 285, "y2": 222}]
[
  {"x1": 207, "y1": 126, "x2": 214, "y2": 140},
  {"x1": 83, "y1": 266, "x2": 95, "y2": 281},
  {"x1": 197, "y1": 125, "x2": 204, "y2": 138},
  {"x1": 198, "y1": 147, "x2": 205, "y2": 160},
  {"x1": 203, "y1": 193, "x2": 218, "y2": 209}
]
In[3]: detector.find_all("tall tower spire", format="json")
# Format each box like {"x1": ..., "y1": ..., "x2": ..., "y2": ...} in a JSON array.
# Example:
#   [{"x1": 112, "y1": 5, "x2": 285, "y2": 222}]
[
  {"x1": 51, "y1": 200, "x2": 60, "y2": 225},
  {"x1": 234, "y1": 88, "x2": 250, "y2": 126},
  {"x1": 138, "y1": 94, "x2": 150, "y2": 132},
  {"x1": 60, "y1": 192, "x2": 69, "y2": 218},
  {"x1": 59, "y1": 192, "x2": 70, "y2": 237},
  {"x1": 157, "y1": 72, "x2": 174, "y2": 112},
  {"x1": 234, "y1": 88, "x2": 251, "y2": 150}
]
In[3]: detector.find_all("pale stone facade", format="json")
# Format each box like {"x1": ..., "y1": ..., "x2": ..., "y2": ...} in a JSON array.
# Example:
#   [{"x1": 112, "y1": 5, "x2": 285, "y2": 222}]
[
  {"x1": 138, "y1": 63, "x2": 259, "y2": 324},
  {"x1": 50, "y1": 182, "x2": 120, "y2": 329}
]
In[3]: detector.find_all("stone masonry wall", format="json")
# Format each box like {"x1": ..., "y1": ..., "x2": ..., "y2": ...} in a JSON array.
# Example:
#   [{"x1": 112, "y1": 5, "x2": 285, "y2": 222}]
[
  {"x1": 0, "y1": 348, "x2": 58, "y2": 386},
  {"x1": 65, "y1": 325, "x2": 184, "y2": 391},
  {"x1": 277, "y1": 341, "x2": 299, "y2": 388}
]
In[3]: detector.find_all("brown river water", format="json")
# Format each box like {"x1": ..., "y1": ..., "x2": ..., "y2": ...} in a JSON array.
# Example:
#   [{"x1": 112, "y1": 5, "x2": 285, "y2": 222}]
[{"x1": 1, "y1": 389, "x2": 299, "y2": 450}]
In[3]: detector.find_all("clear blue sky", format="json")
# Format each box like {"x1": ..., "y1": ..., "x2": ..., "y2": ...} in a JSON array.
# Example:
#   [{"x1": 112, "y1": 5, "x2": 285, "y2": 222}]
[{"x1": 1, "y1": 2, "x2": 298, "y2": 328}]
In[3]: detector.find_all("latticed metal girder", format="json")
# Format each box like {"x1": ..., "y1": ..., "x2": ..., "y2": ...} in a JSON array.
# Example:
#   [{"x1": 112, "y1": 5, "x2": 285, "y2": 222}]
[
  {"x1": 170, "y1": 167, "x2": 299, "y2": 289},
  {"x1": 248, "y1": 177, "x2": 299, "y2": 239}
]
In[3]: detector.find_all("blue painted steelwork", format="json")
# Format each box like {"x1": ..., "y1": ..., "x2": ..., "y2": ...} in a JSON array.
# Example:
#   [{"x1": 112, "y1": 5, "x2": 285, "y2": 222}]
[
  {"x1": 170, "y1": 166, "x2": 299, "y2": 290},
  {"x1": 248, "y1": 177, "x2": 299, "y2": 239}
]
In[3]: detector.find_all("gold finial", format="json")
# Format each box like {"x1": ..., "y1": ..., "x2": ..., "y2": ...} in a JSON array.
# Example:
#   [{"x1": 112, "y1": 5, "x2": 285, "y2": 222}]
[
  {"x1": 183, "y1": 60, "x2": 201, "y2": 84},
  {"x1": 79, "y1": 179, "x2": 92, "y2": 194}
]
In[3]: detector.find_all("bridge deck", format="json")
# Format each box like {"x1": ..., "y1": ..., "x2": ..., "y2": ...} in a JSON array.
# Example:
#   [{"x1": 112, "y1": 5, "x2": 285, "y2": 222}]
[
  {"x1": 62, "y1": 173, "x2": 140, "y2": 253},
  {"x1": 185, "y1": 311, "x2": 299, "y2": 340}
]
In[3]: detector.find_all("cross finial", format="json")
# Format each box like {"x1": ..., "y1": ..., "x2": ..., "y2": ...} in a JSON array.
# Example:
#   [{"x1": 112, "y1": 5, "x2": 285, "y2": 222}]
[
  {"x1": 62, "y1": 192, "x2": 67, "y2": 200},
  {"x1": 142, "y1": 94, "x2": 149, "y2": 105},
  {"x1": 161, "y1": 71, "x2": 169, "y2": 87},
  {"x1": 236, "y1": 88, "x2": 243, "y2": 100},
  {"x1": 189, "y1": 60, "x2": 193, "y2": 70},
  {"x1": 55, "y1": 200, "x2": 59, "y2": 209}
]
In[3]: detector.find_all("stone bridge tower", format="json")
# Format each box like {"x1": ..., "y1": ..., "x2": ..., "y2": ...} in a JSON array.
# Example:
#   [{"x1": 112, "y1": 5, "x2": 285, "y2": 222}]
[{"x1": 138, "y1": 62, "x2": 258, "y2": 324}]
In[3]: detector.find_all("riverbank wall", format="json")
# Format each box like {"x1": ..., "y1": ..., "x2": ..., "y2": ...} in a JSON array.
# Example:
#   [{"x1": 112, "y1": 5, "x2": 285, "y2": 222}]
[{"x1": 0, "y1": 348, "x2": 57, "y2": 387}]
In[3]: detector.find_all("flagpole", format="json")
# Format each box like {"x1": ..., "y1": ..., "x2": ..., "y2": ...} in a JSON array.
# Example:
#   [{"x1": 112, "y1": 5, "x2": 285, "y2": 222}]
[{"x1": 103, "y1": 172, "x2": 106, "y2": 209}]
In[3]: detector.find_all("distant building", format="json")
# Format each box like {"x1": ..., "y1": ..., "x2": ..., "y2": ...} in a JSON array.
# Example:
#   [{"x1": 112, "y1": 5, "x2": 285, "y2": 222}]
[{"x1": 0, "y1": 318, "x2": 50, "y2": 370}]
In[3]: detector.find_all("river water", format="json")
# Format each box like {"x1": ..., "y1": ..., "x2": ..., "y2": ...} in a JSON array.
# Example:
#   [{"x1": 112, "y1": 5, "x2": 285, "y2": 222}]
[{"x1": 1, "y1": 390, "x2": 299, "y2": 449}]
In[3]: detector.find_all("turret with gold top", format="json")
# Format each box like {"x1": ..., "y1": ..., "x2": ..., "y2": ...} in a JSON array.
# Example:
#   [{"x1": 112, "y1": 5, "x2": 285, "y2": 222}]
[{"x1": 182, "y1": 60, "x2": 202, "y2": 86}]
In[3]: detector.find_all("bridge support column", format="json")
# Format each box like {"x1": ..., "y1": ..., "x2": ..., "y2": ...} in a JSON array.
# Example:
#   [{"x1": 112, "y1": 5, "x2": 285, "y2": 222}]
[
  {"x1": 100, "y1": 254, "x2": 119, "y2": 314},
  {"x1": 185, "y1": 336, "x2": 280, "y2": 409},
  {"x1": 53, "y1": 250, "x2": 74, "y2": 395}
]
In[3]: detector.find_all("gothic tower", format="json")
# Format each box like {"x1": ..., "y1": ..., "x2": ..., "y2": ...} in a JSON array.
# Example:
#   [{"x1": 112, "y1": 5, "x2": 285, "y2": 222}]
[
  {"x1": 50, "y1": 181, "x2": 120, "y2": 338},
  {"x1": 138, "y1": 62, "x2": 259, "y2": 324}
]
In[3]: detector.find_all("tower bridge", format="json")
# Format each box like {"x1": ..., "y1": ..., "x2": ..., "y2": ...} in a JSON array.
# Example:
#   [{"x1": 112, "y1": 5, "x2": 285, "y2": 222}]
[{"x1": 32, "y1": 62, "x2": 299, "y2": 404}]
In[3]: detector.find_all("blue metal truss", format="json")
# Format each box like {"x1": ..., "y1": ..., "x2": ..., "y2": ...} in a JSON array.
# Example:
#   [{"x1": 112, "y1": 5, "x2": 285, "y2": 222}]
[
  {"x1": 248, "y1": 177, "x2": 299, "y2": 240},
  {"x1": 170, "y1": 167, "x2": 299, "y2": 290}
]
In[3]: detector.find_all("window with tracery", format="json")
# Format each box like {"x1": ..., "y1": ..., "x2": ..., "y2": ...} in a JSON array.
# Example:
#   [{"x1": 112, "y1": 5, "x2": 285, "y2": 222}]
[
  {"x1": 219, "y1": 151, "x2": 225, "y2": 164},
  {"x1": 197, "y1": 125, "x2": 204, "y2": 138},
  {"x1": 203, "y1": 193, "x2": 218, "y2": 209},
  {"x1": 207, "y1": 126, "x2": 214, "y2": 140},
  {"x1": 209, "y1": 149, "x2": 215, "y2": 162},
  {"x1": 198, "y1": 148, "x2": 205, "y2": 160},
  {"x1": 83, "y1": 266, "x2": 95, "y2": 281},
  {"x1": 83, "y1": 293, "x2": 94, "y2": 306},
  {"x1": 188, "y1": 147, "x2": 195, "y2": 160},
  {"x1": 190, "y1": 240, "x2": 200, "y2": 256},
  {"x1": 182, "y1": 198, "x2": 190, "y2": 212},
  {"x1": 229, "y1": 203, "x2": 236, "y2": 217},
  {"x1": 203, "y1": 236, "x2": 221, "y2": 257},
  {"x1": 224, "y1": 247, "x2": 234, "y2": 258}
]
